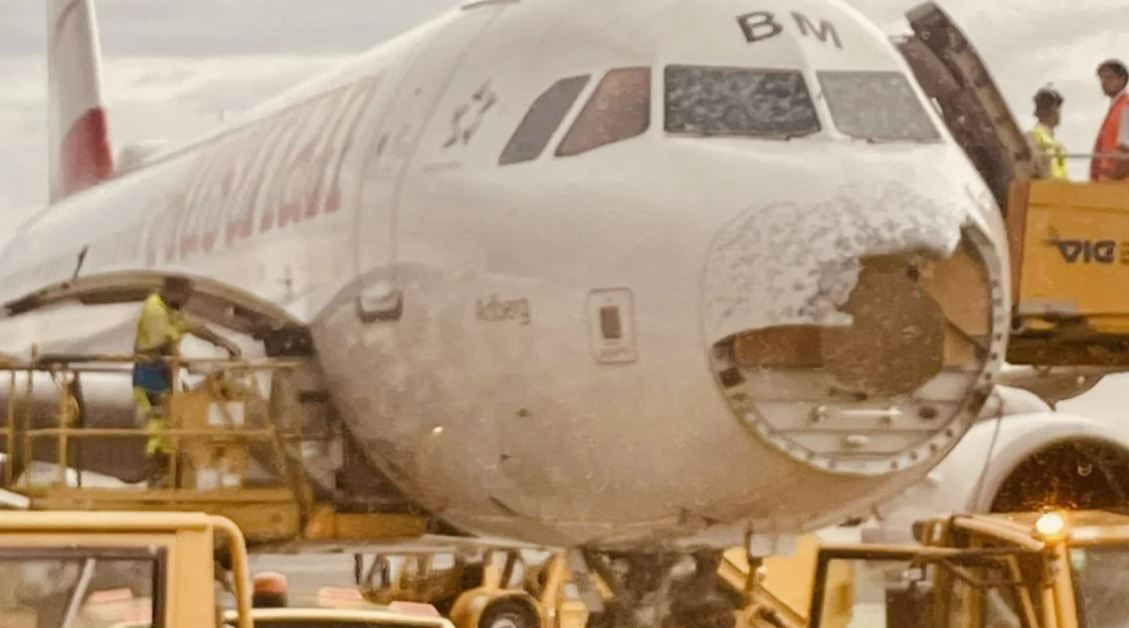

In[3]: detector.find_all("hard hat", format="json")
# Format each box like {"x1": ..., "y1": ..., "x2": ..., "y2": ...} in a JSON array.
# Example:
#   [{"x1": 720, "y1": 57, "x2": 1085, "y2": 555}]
[
  {"x1": 1033, "y1": 85, "x2": 1064, "y2": 117},
  {"x1": 1034, "y1": 85, "x2": 1064, "y2": 107},
  {"x1": 253, "y1": 571, "x2": 289, "y2": 594},
  {"x1": 252, "y1": 571, "x2": 290, "y2": 608}
]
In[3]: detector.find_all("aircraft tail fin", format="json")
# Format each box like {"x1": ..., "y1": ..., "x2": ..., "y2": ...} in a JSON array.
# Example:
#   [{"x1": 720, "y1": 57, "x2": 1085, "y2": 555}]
[{"x1": 48, "y1": 0, "x2": 114, "y2": 203}]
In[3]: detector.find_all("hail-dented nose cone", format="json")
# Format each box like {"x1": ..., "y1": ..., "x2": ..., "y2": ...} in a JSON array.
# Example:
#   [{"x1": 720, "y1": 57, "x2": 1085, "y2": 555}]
[{"x1": 704, "y1": 180, "x2": 1006, "y2": 476}]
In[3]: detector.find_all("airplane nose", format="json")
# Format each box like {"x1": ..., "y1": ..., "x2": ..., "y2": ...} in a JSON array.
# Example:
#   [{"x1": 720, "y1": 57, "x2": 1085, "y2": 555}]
[{"x1": 704, "y1": 181, "x2": 1006, "y2": 476}]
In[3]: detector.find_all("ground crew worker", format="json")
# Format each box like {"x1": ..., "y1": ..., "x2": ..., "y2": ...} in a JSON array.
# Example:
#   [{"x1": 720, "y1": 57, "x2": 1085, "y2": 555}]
[
  {"x1": 133, "y1": 277, "x2": 240, "y2": 485},
  {"x1": 1091, "y1": 59, "x2": 1129, "y2": 181},
  {"x1": 1027, "y1": 87, "x2": 1068, "y2": 180},
  {"x1": 252, "y1": 571, "x2": 289, "y2": 608}
]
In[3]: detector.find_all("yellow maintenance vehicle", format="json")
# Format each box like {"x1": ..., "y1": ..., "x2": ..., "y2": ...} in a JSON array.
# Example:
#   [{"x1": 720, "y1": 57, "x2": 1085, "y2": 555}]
[
  {"x1": 721, "y1": 509, "x2": 1129, "y2": 628},
  {"x1": 0, "y1": 510, "x2": 255, "y2": 628},
  {"x1": 0, "y1": 508, "x2": 463, "y2": 628}
]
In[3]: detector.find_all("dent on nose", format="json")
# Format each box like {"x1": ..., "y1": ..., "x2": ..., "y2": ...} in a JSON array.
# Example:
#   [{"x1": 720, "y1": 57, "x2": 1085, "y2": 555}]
[{"x1": 703, "y1": 181, "x2": 1006, "y2": 476}]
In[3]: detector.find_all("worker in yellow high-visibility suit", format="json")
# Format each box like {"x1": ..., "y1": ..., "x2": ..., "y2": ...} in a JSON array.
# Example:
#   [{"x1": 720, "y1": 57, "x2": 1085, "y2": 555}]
[
  {"x1": 133, "y1": 276, "x2": 240, "y2": 486},
  {"x1": 1027, "y1": 86, "x2": 1069, "y2": 180}
]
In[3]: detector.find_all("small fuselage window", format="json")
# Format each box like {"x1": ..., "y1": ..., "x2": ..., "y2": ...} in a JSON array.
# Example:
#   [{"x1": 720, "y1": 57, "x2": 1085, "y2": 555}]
[
  {"x1": 817, "y1": 70, "x2": 941, "y2": 142},
  {"x1": 664, "y1": 65, "x2": 820, "y2": 138}
]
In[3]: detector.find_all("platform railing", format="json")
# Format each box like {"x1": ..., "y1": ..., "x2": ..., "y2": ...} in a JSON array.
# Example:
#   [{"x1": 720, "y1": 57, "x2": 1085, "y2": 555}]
[
  {"x1": 0, "y1": 351, "x2": 313, "y2": 506},
  {"x1": 1064, "y1": 152, "x2": 1129, "y2": 161}
]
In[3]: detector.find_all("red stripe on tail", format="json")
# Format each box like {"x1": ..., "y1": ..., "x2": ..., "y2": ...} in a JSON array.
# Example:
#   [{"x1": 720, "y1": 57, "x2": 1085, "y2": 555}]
[{"x1": 62, "y1": 107, "x2": 114, "y2": 196}]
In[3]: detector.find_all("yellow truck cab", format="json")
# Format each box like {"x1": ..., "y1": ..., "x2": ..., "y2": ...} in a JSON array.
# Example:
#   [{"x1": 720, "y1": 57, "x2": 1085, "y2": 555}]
[
  {"x1": 0, "y1": 510, "x2": 253, "y2": 628},
  {"x1": 801, "y1": 509, "x2": 1129, "y2": 628}
]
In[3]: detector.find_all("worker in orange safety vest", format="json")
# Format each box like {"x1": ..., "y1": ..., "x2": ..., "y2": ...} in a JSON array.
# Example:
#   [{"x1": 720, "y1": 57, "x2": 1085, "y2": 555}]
[{"x1": 1091, "y1": 59, "x2": 1129, "y2": 182}]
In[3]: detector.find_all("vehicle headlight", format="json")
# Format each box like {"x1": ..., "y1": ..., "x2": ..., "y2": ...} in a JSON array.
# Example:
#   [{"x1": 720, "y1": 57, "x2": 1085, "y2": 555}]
[{"x1": 1035, "y1": 510, "x2": 1067, "y2": 541}]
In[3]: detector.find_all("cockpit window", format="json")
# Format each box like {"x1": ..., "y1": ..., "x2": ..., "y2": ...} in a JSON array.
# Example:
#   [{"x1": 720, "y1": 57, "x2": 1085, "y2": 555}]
[
  {"x1": 664, "y1": 65, "x2": 820, "y2": 138},
  {"x1": 817, "y1": 71, "x2": 941, "y2": 142},
  {"x1": 500, "y1": 75, "x2": 590, "y2": 165},
  {"x1": 556, "y1": 67, "x2": 651, "y2": 157}
]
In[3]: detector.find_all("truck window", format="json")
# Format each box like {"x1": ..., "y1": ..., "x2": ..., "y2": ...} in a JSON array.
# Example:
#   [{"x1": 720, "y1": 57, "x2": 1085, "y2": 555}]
[
  {"x1": 955, "y1": 572, "x2": 1024, "y2": 628},
  {"x1": 817, "y1": 71, "x2": 940, "y2": 142},
  {"x1": 811, "y1": 551, "x2": 1026, "y2": 628},
  {"x1": 499, "y1": 75, "x2": 590, "y2": 165},
  {"x1": 1070, "y1": 546, "x2": 1129, "y2": 628},
  {"x1": 556, "y1": 67, "x2": 651, "y2": 156},
  {"x1": 0, "y1": 547, "x2": 162, "y2": 628},
  {"x1": 664, "y1": 65, "x2": 820, "y2": 138},
  {"x1": 815, "y1": 557, "x2": 925, "y2": 627}
]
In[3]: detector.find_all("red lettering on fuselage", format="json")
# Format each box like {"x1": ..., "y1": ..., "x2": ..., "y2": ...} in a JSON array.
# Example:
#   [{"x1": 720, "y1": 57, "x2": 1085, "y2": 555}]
[
  {"x1": 225, "y1": 113, "x2": 291, "y2": 246},
  {"x1": 261, "y1": 78, "x2": 380, "y2": 233},
  {"x1": 142, "y1": 73, "x2": 383, "y2": 266},
  {"x1": 321, "y1": 79, "x2": 380, "y2": 215},
  {"x1": 259, "y1": 104, "x2": 320, "y2": 234}
]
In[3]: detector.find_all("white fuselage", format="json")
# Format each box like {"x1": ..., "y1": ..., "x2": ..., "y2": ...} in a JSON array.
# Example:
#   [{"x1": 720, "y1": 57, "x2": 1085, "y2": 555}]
[{"x1": 0, "y1": 0, "x2": 1008, "y2": 550}]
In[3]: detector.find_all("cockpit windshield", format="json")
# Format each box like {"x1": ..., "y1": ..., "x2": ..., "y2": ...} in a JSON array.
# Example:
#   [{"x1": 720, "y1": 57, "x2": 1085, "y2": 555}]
[
  {"x1": 664, "y1": 65, "x2": 820, "y2": 138},
  {"x1": 817, "y1": 70, "x2": 940, "y2": 142}
]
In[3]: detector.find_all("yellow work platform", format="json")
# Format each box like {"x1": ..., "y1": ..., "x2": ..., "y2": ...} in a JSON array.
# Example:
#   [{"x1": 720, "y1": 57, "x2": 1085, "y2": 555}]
[
  {"x1": 0, "y1": 352, "x2": 426, "y2": 545},
  {"x1": 1007, "y1": 179, "x2": 1129, "y2": 365}
]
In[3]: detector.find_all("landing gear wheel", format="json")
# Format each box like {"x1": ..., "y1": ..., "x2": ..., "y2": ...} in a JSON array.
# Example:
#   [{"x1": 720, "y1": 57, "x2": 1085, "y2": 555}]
[
  {"x1": 666, "y1": 587, "x2": 739, "y2": 628},
  {"x1": 585, "y1": 550, "x2": 737, "y2": 628},
  {"x1": 478, "y1": 598, "x2": 540, "y2": 628},
  {"x1": 665, "y1": 552, "x2": 739, "y2": 628}
]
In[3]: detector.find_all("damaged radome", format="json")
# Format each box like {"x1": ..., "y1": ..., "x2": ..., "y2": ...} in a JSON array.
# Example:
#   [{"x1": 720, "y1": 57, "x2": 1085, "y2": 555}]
[{"x1": 704, "y1": 181, "x2": 1007, "y2": 476}]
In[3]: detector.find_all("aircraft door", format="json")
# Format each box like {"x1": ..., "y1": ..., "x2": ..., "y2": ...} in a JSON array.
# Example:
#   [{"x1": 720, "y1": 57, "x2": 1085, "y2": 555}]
[{"x1": 355, "y1": 7, "x2": 504, "y2": 323}]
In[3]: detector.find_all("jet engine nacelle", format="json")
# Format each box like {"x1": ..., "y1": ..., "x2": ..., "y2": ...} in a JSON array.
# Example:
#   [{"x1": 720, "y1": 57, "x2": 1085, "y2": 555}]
[{"x1": 864, "y1": 386, "x2": 1129, "y2": 544}]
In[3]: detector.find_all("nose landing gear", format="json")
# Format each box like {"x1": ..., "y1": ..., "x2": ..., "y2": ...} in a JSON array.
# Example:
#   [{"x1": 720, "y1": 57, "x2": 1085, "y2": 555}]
[{"x1": 585, "y1": 550, "x2": 740, "y2": 628}]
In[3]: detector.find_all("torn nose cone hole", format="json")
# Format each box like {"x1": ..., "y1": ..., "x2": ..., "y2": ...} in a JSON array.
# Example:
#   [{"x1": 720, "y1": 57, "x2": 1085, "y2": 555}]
[
  {"x1": 820, "y1": 256, "x2": 946, "y2": 397},
  {"x1": 709, "y1": 227, "x2": 1006, "y2": 476}
]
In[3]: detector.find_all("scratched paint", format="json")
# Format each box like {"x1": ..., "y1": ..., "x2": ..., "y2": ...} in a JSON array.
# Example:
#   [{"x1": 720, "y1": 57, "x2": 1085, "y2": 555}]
[{"x1": 703, "y1": 179, "x2": 964, "y2": 343}]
